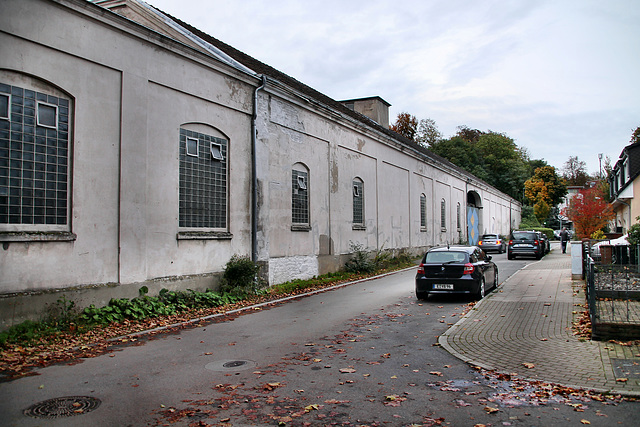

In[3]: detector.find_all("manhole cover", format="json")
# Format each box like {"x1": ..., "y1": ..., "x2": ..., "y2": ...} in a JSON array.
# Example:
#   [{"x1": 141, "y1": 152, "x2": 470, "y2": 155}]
[
  {"x1": 23, "y1": 396, "x2": 101, "y2": 418},
  {"x1": 223, "y1": 360, "x2": 247, "y2": 368},
  {"x1": 206, "y1": 359, "x2": 256, "y2": 372}
]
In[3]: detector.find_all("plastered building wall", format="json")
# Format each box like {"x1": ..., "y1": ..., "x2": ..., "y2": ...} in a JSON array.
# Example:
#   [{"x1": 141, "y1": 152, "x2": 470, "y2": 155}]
[{"x1": 0, "y1": 0, "x2": 520, "y2": 328}]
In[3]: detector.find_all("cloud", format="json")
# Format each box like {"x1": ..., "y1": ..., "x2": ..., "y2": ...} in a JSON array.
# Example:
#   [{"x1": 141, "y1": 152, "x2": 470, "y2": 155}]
[{"x1": 149, "y1": 0, "x2": 640, "y2": 173}]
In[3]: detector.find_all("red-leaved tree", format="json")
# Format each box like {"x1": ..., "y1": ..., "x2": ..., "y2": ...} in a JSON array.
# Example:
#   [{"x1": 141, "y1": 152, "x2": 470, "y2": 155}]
[{"x1": 564, "y1": 186, "x2": 615, "y2": 239}]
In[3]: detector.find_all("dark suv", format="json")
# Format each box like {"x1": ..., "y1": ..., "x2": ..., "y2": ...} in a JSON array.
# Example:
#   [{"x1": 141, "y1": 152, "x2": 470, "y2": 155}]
[{"x1": 507, "y1": 231, "x2": 544, "y2": 260}]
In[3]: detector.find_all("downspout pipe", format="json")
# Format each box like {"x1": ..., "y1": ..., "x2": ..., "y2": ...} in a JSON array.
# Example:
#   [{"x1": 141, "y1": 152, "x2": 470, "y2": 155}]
[{"x1": 252, "y1": 75, "x2": 267, "y2": 263}]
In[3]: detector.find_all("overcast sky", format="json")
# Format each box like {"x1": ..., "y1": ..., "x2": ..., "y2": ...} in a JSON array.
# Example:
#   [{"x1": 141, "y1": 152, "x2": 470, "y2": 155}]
[{"x1": 148, "y1": 0, "x2": 639, "y2": 175}]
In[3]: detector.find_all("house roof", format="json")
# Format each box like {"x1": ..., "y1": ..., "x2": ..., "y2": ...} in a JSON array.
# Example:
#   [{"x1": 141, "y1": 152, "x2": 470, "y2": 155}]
[{"x1": 97, "y1": 0, "x2": 510, "y2": 198}]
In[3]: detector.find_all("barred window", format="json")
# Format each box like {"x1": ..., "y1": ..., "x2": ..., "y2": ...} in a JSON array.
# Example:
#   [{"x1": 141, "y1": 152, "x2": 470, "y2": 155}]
[
  {"x1": 420, "y1": 194, "x2": 427, "y2": 230},
  {"x1": 0, "y1": 81, "x2": 70, "y2": 229},
  {"x1": 292, "y1": 164, "x2": 309, "y2": 226},
  {"x1": 352, "y1": 178, "x2": 364, "y2": 226},
  {"x1": 457, "y1": 202, "x2": 461, "y2": 231},
  {"x1": 179, "y1": 127, "x2": 227, "y2": 229},
  {"x1": 440, "y1": 198, "x2": 446, "y2": 231}
]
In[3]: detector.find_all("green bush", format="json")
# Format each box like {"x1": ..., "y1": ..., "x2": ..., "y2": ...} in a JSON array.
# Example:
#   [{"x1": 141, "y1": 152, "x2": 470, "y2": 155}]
[
  {"x1": 344, "y1": 242, "x2": 375, "y2": 273},
  {"x1": 523, "y1": 227, "x2": 554, "y2": 240},
  {"x1": 628, "y1": 216, "x2": 640, "y2": 246},
  {"x1": 220, "y1": 254, "x2": 261, "y2": 295}
]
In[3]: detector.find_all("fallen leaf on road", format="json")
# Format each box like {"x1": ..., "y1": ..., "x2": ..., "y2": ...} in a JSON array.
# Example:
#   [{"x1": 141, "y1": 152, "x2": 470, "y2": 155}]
[
  {"x1": 616, "y1": 378, "x2": 628, "y2": 382},
  {"x1": 339, "y1": 368, "x2": 357, "y2": 373},
  {"x1": 430, "y1": 371, "x2": 443, "y2": 376},
  {"x1": 522, "y1": 362, "x2": 535, "y2": 369},
  {"x1": 484, "y1": 406, "x2": 499, "y2": 414},
  {"x1": 580, "y1": 420, "x2": 591, "y2": 425}
]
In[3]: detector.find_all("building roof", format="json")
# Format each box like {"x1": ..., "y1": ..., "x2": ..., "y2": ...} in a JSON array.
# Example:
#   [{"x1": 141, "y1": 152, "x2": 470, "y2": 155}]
[{"x1": 96, "y1": 0, "x2": 512, "y2": 198}]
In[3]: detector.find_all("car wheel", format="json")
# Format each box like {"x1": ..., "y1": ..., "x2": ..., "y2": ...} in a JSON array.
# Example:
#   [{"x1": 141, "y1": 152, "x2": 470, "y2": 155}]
[
  {"x1": 416, "y1": 291, "x2": 429, "y2": 300},
  {"x1": 507, "y1": 252, "x2": 514, "y2": 260},
  {"x1": 536, "y1": 252, "x2": 542, "y2": 260},
  {"x1": 476, "y1": 278, "x2": 486, "y2": 300}
]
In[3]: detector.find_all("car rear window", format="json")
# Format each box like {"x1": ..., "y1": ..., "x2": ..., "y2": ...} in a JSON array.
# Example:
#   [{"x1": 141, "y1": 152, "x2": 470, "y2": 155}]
[
  {"x1": 512, "y1": 232, "x2": 537, "y2": 240},
  {"x1": 425, "y1": 251, "x2": 467, "y2": 263},
  {"x1": 482, "y1": 235, "x2": 498, "y2": 239}
]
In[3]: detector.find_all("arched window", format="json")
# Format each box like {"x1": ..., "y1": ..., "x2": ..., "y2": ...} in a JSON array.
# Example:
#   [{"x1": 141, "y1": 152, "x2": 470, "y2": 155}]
[
  {"x1": 0, "y1": 73, "x2": 72, "y2": 232},
  {"x1": 352, "y1": 177, "x2": 364, "y2": 227},
  {"x1": 420, "y1": 194, "x2": 427, "y2": 230},
  {"x1": 292, "y1": 163, "x2": 310, "y2": 228},
  {"x1": 179, "y1": 124, "x2": 228, "y2": 230},
  {"x1": 440, "y1": 199, "x2": 446, "y2": 231}
]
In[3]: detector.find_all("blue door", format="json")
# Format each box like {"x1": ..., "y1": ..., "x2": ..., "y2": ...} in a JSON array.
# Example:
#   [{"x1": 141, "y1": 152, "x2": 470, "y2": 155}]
[{"x1": 467, "y1": 206, "x2": 480, "y2": 245}]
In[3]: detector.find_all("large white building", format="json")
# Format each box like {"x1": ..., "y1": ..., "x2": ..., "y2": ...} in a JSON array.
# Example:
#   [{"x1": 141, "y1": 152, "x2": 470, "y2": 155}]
[{"x1": 0, "y1": 0, "x2": 521, "y2": 328}]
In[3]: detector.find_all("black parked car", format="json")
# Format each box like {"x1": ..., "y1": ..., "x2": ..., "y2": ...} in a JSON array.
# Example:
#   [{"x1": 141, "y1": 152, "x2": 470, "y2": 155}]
[
  {"x1": 507, "y1": 231, "x2": 544, "y2": 260},
  {"x1": 415, "y1": 245, "x2": 498, "y2": 300},
  {"x1": 537, "y1": 231, "x2": 551, "y2": 254}
]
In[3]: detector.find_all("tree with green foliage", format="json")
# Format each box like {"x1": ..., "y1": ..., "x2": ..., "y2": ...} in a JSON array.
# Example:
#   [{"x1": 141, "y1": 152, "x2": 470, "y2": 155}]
[
  {"x1": 474, "y1": 132, "x2": 530, "y2": 200},
  {"x1": 429, "y1": 136, "x2": 489, "y2": 182},
  {"x1": 430, "y1": 128, "x2": 529, "y2": 200}
]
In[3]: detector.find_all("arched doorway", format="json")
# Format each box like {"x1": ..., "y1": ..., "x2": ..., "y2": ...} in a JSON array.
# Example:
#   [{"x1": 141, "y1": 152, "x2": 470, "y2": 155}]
[{"x1": 467, "y1": 191, "x2": 482, "y2": 245}]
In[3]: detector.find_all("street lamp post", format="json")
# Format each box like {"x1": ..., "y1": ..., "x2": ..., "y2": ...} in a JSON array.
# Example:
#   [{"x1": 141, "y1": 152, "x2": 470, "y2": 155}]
[{"x1": 598, "y1": 153, "x2": 603, "y2": 179}]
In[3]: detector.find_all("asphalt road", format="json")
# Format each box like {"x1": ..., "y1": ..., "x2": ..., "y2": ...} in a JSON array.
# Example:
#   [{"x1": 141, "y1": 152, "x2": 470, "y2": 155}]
[{"x1": 1, "y1": 255, "x2": 638, "y2": 426}]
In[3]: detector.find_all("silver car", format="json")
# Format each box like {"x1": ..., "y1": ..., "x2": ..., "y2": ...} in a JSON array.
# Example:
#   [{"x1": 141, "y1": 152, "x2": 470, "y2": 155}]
[{"x1": 478, "y1": 234, "x2": 506, "y2": 254}]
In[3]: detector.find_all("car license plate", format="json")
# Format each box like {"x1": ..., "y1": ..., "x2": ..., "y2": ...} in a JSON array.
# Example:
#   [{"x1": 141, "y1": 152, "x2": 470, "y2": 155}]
[
  {"x1": 514, "y1": 244, "x2": 529, "y2": 248},
  {"x1": 433, "y1": 284, "x2": 454, "y2": 290}
]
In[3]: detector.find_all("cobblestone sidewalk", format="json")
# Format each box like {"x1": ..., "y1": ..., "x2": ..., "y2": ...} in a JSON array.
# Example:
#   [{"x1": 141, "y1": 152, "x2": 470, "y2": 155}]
[{"x1": 440, "y1": 245, "x2": 640, "y2": 396}]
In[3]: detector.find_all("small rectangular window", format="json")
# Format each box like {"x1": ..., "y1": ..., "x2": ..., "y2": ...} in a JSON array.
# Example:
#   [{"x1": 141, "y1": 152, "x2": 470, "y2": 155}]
[
  {"x1": 186, "y1": 137, "x2": 199, "y2": 157},
  {"x1": 353, "y1": 184, "x2": 360, "y2": 197},
  {"x1": 297, "y1": 175, "x2": 307, "y2": 190},
  {"x1": 0, "y1": 94, "x2": 9, "y2": 119},
  {"x1": 37, "y1": 102, "x2": 57, "y2": 128},
  {"x1": 210, "y1": 142, "x2": 224, "y2": 160}
]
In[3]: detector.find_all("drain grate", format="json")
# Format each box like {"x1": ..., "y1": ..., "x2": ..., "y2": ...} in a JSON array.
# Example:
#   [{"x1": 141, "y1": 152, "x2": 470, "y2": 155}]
[
  {"x1": 611, "y1": 358, "x2": 640, "y2": 379},
  {"x1": 206, "y1": 359, "x2": 256, "y2": 372},
  {"x1": 23, "y1": 396, "x2": 101, "y2": 419}
]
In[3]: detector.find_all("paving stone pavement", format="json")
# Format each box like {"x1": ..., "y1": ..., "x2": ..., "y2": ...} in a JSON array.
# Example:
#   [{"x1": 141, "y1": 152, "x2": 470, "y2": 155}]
[{"x1": 440, "y1": 243, "x2": 640, "y2": 397}]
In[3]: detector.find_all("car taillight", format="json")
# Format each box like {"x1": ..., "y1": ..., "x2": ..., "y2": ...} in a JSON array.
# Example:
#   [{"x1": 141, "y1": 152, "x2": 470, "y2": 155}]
[
  {"x1": 508, "y1": 240, "x2": 513, "y2": 246},
  {"x1": 464, "y1": 263, "x2": 474, "y2": 274},
  {"x1": 496, "y1": 239, "x2": 501, "y2": 244},
  {"x1": 478, "y1": 240, "x2": 483, "y2": 245},
  {"x1": 534, "y1": 240, "x2": 539, "y2": 245},
  {"x1": 417, "y1": 264, "x2": 425, "y2": 274}
]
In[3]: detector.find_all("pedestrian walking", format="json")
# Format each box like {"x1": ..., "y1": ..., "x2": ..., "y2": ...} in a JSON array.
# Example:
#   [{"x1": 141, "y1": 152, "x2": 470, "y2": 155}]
[{"x1": 560, "y1": 227, "x2": 569, "y2": 254}]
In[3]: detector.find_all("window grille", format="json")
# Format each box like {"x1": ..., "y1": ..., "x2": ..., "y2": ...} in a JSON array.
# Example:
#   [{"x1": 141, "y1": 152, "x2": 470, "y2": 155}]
[
  {"x1": 179, "y1": 128, "x2": 227, "y2": 229},
  {"x1": 457, "y1": 202, "x2": 461, "y2": 231},
  {"x1": 440, "y1": 199, "x2": 446, "y2": 231},
  {"x1": 352, "y1": 179, "x2": 364, "y2": 225},
  {"x1": 420, "y1": 194, "x2": 427, "y2": 229},
  {"x1": 0, "y1": 82, "x2": 70, "y2": 227},
  {"x1": 292, "y1": 168, "x2": 309, "y2": 225}
]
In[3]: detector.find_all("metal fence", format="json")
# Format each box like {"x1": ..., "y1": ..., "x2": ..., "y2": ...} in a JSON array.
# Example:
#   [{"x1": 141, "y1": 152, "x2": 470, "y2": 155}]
[{"x1": 584, "y1": 240, "x2": 640, "y2": 340}]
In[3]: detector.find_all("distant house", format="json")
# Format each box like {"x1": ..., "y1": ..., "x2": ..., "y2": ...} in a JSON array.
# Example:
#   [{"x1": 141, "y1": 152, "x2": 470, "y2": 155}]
[
  {"x1": 0, "y1": 0, "x2": 521, "y2": 328},
  {"x1": 609, "y1": 142, "x2": 640, "y2": 233}
]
